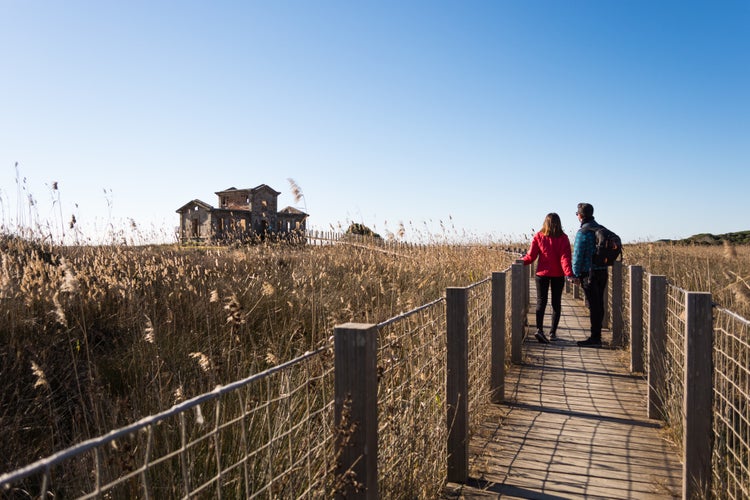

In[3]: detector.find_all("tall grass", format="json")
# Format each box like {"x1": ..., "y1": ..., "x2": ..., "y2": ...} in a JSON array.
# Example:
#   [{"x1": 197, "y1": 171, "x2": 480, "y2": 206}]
[
  {"x1": 0, "y1": 229, "x2": 514, "y2": 477},
  {"x1": 624, "y1": 241, "x2": 750, "y2": 319}
]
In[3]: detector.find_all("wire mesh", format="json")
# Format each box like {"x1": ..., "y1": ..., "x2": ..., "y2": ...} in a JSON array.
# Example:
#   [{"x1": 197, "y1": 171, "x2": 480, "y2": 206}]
[
  {"x1": 664, "y1": 283, "x2": 687, "y2": 448},
  {"x1": 712, "y1": 308, "x2": 750, "y2": 499},
  {"x1": 622, "y1": 265, "x2": 632, "y2": 346},
  {"x1": 376, "y1": 297, "x2": 448, "y2": 499},
  {"x1": 466, "y1": 278, "x2": 493, "y2": 431},
  {"x1": 0, "y1": 347, "x2": 336, "y2": 499},
  {"x1": 643, "y1": 273, "x2": 651, "y2": 366}
]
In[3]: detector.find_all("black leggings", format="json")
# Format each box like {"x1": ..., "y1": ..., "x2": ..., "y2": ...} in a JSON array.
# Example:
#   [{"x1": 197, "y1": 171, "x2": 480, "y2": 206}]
[{"x1": 535, "y1": 276, "x2": 565, "y2": 333}]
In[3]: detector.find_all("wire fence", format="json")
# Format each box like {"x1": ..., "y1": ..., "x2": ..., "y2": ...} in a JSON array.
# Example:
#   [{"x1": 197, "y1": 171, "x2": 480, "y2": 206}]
[
  {"x1": 628, "y1": 270, "x2": 749, "y2": 498},
  {"x1": 664, "y1": 282, "x2": 687, "y2": 449},
  {"x1": 375, "y1": 297, "x2": 448, "y2": 498},
  {"x1": 2, "y1": 267, "x2": 512, "y2": 499},
  {"x1": 467, "y1": 277, "x2": 498, "y2": 428},
  {"x1": 0, "y1": 347, "x2": 336, "y2": 499},
  {"x1": 4, "y1": 258, "x2": 749, "y2": 498},
  {"x1": 712, "y1": 308, "x2": 750, "y2": 499}
]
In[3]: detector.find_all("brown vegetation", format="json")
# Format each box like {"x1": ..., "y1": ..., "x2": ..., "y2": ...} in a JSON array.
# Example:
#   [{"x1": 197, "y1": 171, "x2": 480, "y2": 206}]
[
  {"x1": 0, "y1": 234, "x2": 513, "y2": 476},
  {"x1": 623, "y1": 241, "x2": 750, "y2": 318}
]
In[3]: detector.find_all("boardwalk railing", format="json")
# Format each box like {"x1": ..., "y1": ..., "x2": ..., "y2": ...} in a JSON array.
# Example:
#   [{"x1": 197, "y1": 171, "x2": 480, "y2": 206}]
[
  {"x1": 0, "y1": 261, "x2": 523, "y2": 499},
  {"x1": 610, "y1": 262, "x2": 749, "y2": 499},
  {"x1": 2, "y1": 258, "x2": 748, "y2": 499},
  {"x1": 305, "y1": 229, "x2": 525, "y2": 255},
  {"x1": 0, "y1": 347, "x2": 337, "y2": 498}
]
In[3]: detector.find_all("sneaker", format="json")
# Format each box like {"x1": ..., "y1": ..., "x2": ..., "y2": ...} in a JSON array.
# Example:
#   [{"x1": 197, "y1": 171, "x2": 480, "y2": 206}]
[
  {"x1": 534, "y1": 330, "x2": 549, "y2": 344},
  {"x1": 549, "y1": 332, "x2": 558, "y2": 341},
  {"x1": 577, "y1": 337, "x2": 602, "y2": 347}
]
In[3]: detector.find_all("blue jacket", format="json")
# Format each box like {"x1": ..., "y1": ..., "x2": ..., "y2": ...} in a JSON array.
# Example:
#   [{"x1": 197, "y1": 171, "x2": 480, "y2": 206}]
[{"x1": 572, "y1": 219, "x2": 607, "y2": 276}]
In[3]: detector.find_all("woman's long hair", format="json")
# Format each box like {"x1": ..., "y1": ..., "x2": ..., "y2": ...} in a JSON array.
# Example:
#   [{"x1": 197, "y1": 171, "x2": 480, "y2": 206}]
[{"x1": 541, "y1": 213, "x2": 564, "y2": 238}]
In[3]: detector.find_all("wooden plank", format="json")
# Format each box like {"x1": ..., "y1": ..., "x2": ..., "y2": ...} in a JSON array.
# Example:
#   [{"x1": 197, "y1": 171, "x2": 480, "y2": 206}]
[{"x1": 443, "y1": 287, "x2": 682, "y2": 499}]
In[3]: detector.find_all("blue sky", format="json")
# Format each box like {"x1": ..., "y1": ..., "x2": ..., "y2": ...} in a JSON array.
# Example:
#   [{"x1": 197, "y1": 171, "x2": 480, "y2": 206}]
[{"x1": 1, "y1": 1, "x2": 748, "y2": 244}]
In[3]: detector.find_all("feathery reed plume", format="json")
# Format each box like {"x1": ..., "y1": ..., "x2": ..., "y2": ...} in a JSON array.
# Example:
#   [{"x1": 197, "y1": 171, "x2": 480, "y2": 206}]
[
  {"x1": 224, "y1": 294, "x2": 245, "y2": 325},
  {"x1": 173, "y1": 386, "x2": 185, "y2": 404},
  {"x1": 53, "y1": 292, "x2": 67, "y2": 327},
  {"x1": 0, "y1": 255, "x2": 12, "y2": 299},
  {"x1": 31, "y1": 361, "x2": 49, "y2": 389},
  {"x1": 189, "y1": 352, "x2": 212, "y2": 372},
  {"x1": 59, "y1": 258, "x2": 79, "y2": 294},
  {"x1": 723, "y1": 240, "x2": 737, "y2": 259},
  {"x1": 265, "y1": 350, "x2": 279, "y2": 366},
  {"x1": 143, "y1": 315, "x2": 155, "y2": 344},
  {"x1": 287, "y1": 178, "x2": 305, "y2": 206},
  {"x1": 261, "y1": 282, "x2": 275, "y2": 297},
  {"x1": 730, "y1": 282, "x2": 750, "y2": 309},
  {"x1": 210, "y1": 289, "x2": 220, "y2": 303}
]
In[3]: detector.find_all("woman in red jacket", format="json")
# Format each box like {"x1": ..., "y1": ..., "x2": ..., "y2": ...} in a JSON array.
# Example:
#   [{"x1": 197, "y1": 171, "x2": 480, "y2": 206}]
[{"x1": 521, "y1": 213, "x2": 574, "y2": 343}]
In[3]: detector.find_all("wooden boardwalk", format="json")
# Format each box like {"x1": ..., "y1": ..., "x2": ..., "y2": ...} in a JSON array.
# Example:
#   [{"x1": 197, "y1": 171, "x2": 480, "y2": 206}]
[{"x1": 444, "y1": 289, "x2": 683, "y2": 499}]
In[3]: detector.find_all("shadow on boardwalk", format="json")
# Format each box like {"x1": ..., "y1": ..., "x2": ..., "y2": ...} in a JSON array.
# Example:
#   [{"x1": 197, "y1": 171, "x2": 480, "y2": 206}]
[{"x1": 444, "y1": 291, "x2": 682, "y2": 499}]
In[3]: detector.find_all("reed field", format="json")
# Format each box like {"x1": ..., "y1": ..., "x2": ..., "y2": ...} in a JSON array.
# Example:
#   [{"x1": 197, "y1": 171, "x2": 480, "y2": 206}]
[
  {"x1": 2, "y1": 227, "x2": 749, "y2": 494},
  {"x1": 0, "y1": 232, "x2": 516, "y2": 478},
  {"x1": 623, "y1": 241, "x2": 750, "y2": 318}
]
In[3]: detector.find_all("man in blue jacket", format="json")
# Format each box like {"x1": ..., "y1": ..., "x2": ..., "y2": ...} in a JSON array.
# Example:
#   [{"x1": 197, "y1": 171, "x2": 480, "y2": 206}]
[{"x1": 571, "y1": 202, "x2": 607, "y2": 347}]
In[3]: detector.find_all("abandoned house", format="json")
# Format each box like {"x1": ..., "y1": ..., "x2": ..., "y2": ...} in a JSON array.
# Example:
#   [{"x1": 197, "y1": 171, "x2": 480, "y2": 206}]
[{"x1": 176, "y1": 184, "x2": 308, "y2": 243}]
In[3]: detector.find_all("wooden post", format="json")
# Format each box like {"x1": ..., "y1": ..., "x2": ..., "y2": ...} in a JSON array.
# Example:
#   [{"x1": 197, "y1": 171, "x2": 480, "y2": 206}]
[
  {"x1": 491, "y1": 272, "x2": 506, "y2": 403},
  {"x1": 648, "y1": 275, "x2": 667, "y2": 420},
  {"x1": 334, "y1": 323, "x2": 378, "y2": 499},
  {"x1": 511, "y1": 263, "x2": 524, "y2": 364},
  {"x1": 683, "y1": 292, "x2": 713, "y2": 500},
  {"x1": 446, "y1": 287, "x2": 469, "y2": 483},
  {"x1": 611, "y1": 261, "x2": 624, "y2": 347},
  {"x1": 629, "y1": 266, "x2": 644, "y2": 373}
]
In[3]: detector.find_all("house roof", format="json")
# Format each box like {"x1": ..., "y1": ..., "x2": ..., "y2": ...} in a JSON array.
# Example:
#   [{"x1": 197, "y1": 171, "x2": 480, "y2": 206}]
[
  {"x1": 175, "y1": 199, "x2": 214, "y2": 213},
  {"x1": 214, "y1": 184, "x2": 281, "y2": 196},
  {"x1": 214, "y1": 186, "x2": 249, "y2": 195},
  {"x1": 279, "y1": 206, "x2": 308, "y2": 216},
  {"x1": 251, "y1": 184, "x2": 281, "y2": 195}
]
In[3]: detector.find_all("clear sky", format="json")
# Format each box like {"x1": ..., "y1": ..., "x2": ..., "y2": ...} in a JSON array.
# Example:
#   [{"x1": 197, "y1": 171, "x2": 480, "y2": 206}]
[{"x1": 1, "y1": 1, "x2": 748, "y2": 244}]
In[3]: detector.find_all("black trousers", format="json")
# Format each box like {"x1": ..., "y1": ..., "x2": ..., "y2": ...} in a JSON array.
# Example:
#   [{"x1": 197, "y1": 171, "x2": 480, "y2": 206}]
[
  {"x1": 582, "y1": 269, "x2": 609, "y2": 340},
  {"x1": 534, "y1": 276, "x2": 565, "y2": 334}
]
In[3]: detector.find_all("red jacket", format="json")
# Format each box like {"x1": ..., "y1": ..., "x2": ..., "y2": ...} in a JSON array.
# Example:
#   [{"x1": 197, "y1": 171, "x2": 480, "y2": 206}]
[{"x1": 521, "y1": 232, "x2": 573, "y2": 277}]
